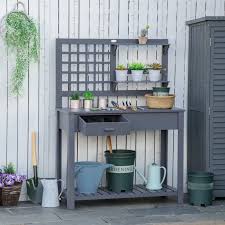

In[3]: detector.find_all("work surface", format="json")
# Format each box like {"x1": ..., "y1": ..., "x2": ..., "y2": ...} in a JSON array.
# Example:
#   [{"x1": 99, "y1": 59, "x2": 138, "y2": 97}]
[
  {"x1": 1, "y1": 199, "x2": 225, "y2": 225},
  {"x1": 57, "y1": 107, "x2": 184, "y2": 114}
]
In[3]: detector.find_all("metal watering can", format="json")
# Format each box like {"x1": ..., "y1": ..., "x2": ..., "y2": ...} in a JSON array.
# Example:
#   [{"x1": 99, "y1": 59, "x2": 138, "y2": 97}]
[
  {"x1": 41, "y1": 178, "x2": 64, "y2": 208},
  {"x1": 74, "y1": 161, "x2": 113, "y2": 194},
  {"x1": 135, "y1": 163, "x2": 166, "y2": 190}
]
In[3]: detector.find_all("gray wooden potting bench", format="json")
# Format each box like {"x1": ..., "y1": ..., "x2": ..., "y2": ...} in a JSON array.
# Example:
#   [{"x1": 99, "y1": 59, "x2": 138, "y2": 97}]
[{"x1": 56, "y1": 38, "x2": 185, "y2": 209}]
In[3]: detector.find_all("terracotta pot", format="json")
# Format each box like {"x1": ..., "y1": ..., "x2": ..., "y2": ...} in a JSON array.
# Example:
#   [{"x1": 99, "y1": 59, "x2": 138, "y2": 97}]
[
  {"x1": 138, "y1": 36, "x2": 148, "y2": 45},
  {"x1": 70, "y1": 100, "x2": 80, "y2": 109},
  {"x1": 84, "y1": 100, "x2": 93, "y2": 110}
]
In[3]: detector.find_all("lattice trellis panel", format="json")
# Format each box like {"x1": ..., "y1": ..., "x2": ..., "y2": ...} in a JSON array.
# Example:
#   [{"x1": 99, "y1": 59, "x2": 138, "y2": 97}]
[{"x1": 56, "y1": 39, "x2": 169, "y2": 108}]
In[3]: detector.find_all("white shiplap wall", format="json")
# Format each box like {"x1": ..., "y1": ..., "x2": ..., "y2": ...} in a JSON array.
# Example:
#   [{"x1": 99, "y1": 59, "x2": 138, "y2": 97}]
[{"x1": 0, "y1": 0, "x2": 224, "y2": 198}]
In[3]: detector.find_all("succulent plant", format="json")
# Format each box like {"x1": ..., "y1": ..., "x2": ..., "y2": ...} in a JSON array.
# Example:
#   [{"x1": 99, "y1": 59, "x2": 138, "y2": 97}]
[
  {"x1": 128, "y1": 62, "x2": 145, "y2": 71},
  {"x1": 148, "y1": 63, "x2": 162, "y2": 70},
  {"x1": 116, "y1": 64, "x2": 127, "y2": 70},
  {"x1": 140, "y1": 25, "x2": 150, "y2": 37},
  {"x1": 83, "y1": 91, "x2": 94, "y2": 100},
  {"x1": 70, "y1": 92, "x2": 80, "y2": 100}
]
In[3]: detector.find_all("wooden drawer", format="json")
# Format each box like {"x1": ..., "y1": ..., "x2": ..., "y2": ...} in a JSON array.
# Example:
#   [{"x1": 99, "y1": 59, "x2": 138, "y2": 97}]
[{"x1": 79, "y1": 115, "x2": 130, "y2": 136}]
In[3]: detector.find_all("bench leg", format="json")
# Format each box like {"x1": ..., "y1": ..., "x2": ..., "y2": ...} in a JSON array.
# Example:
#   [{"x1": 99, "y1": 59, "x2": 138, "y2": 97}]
[{"x1": 66, "y1": 116, "x2": 75, "y2": 209}]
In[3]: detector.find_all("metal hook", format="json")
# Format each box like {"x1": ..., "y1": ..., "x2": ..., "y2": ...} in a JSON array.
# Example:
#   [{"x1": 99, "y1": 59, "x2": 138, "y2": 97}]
[{"x1": 13, "y1": 1, "x2": 26, "y2": 12}]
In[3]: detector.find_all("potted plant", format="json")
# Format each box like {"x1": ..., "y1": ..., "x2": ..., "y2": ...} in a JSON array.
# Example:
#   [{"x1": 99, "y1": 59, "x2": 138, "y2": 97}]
[
  {"x1": 115, "y1": 64, "x2": 128, "y2": 82},
  {"x1": 153, "y1": 87, "x2": 170, "y2": 96},
  {"x1": 83, "y1": 91, "x2": 94, "y2": 110},
  {"x1": 128, "y1": 63, "x2": 145, "y2": 82},
  {"x1": 148, "y1": 63, "x2": 162, "y2": 81},
  {"x1": 138, "y1": 25, "x2": 150, "y2": 44},
  {"x1": 1, "y1": 4, "x2": 39, "y2": 95},
  {"x1": 0, "y1": 163, "x2": 26, "y2": 206},
  {"x1": 70, "y1": 92, "x2": 80, "y2": 109}
]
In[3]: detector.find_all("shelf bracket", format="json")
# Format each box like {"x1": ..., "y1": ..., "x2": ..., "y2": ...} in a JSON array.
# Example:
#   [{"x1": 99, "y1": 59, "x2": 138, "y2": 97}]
[
  {"x1": 111, "y1": 44, "x2": 117, "y2": 56},
  {"x1": 162, "y1": 45, "x2": 169, "y2": 55}
]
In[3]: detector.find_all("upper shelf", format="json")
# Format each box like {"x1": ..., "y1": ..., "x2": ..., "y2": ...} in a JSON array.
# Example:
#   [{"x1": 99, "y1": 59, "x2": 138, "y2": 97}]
[
  {"x1": 111, "y1": 39, "x2": 169, "y2": 46},
  {"x1": 56, "y1": 38, "x2": 169, "y2": 46}
]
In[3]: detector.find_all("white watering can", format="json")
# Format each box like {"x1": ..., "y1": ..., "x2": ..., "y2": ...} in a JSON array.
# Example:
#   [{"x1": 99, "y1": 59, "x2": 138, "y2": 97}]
[
  {"x1": 135, "y1": 163, "x2": 166, "y2": 190},
  {"x1": 41, "y1": 178, "x2": 64, "y2": 208}
]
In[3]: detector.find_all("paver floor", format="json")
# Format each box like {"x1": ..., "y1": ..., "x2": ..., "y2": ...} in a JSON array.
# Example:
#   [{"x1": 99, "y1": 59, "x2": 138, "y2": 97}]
[{"x1": 0, "y1": 198, "x2": 225, "y2": 225}]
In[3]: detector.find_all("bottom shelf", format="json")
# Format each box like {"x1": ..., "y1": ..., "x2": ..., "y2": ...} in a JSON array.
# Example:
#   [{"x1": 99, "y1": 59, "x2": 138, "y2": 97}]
[{"x1": 70, "y1": 185, "x2": 177, "y2": 201}]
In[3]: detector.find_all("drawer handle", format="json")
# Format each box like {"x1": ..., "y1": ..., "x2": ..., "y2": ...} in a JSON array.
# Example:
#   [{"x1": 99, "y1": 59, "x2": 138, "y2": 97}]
[{"x1": 104, "y1": 128, "x2": 115, "y2": 132}]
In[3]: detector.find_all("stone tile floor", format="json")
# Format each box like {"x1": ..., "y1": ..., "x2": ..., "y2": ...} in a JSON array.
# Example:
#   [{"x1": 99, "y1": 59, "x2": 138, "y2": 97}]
[{"x1": 1, "y1": 198, "x2": 225, "y2": 225}]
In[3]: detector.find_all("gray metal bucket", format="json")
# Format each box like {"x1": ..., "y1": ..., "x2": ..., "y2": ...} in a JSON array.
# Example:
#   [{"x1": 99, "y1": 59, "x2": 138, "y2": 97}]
[{"x1": 74, "y1": 161, "x2": 113, "y2": 194}]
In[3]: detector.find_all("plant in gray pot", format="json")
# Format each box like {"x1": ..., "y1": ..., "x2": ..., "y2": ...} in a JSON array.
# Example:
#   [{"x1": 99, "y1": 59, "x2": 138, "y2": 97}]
[
  {"x1": 128, "y1": 63, "x2": 145, "y2": 82},
  {"x1": 138, "y1": 25, "x2": 150, "y2": 44},
  {"x1": 83, "y1": 91, "x2": 94, "y2": 110},
  {"x1": 70, "y1": 92, "x2": 80, "y2": 109}
]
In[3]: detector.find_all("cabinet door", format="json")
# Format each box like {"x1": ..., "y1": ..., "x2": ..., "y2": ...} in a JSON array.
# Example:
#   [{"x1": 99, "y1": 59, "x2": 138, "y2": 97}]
[{"x1": 210, "y1": 26, "x2": 225, "y2": 195}]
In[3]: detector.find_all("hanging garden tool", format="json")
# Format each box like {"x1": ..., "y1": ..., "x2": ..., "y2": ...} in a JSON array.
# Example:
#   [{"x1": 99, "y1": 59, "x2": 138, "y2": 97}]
[{"x1": 0, "y1": 1, "x2": 39, "y2": 95}]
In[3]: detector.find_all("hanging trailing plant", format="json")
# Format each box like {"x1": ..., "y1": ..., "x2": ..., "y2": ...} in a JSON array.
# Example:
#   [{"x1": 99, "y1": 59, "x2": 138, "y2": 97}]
[{"x1": 1, "y1": 3, "x2": 39, "y2": 95}]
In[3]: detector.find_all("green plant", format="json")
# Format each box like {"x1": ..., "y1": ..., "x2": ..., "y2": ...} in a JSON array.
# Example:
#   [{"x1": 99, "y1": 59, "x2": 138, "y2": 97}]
[
  {"x1": 148, "y1": 63, "x2": 162, "y2": 70},
  {"x1": 70, "y1": 92, "x2": 80, "y2": 100},
  {"x1": 83, "y1": 91, "x2": 94, "y2": 100},
  {"x1": 128, "y1": 62, "x2": 145, "y2": 71},
  {"x1": 2, "y1": 10, "x2": 39, "y2": 95},
  {"x1": 116, "y1": 64, "x2": 127, "y2": 70},
  {"x1": 3, "y1": 163, "x2": 16, "y2": 174},
  {"x1": 140, "y1": 25, "x2": 150, "y2": 37}
]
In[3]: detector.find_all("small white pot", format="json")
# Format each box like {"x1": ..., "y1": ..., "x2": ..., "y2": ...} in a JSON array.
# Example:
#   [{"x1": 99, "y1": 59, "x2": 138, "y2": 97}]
[
  {"x1": 70, "y1": 100, "x2": 80, "y2": 109},
  {"x1": 131, "y1": 70, "x2": 143, "y2": 82},
  {"x1": 148, "y1": 70, "x2": 162, "y2": 82},
  {"x1": 84, "y1": 100, "x2": 93, "y2": 110},
  {"x1": 115, "y1": 70, "x2": 128, "y2": 82},
  {"x1": 99, "y1": 98, "x2": 107, "y2": 109}
]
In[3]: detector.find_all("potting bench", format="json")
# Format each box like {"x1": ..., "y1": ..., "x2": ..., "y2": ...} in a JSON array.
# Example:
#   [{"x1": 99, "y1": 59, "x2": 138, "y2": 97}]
[{"x1": 56, "y1": 39, "x2": 184, "y2": 209}]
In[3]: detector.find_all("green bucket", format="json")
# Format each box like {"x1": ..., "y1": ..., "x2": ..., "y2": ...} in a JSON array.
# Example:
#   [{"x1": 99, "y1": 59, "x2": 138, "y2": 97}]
[
  {"x1": 105, "y1": 150, "x2": 136, "y2": 193},
  {"x1": 188, "y1": 172, "x2": 214, "y2": 206}
]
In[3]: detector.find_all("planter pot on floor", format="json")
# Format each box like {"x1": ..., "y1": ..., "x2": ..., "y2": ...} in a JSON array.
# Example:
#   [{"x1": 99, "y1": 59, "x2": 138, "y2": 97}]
[
  {"x1": 0, "y1": 184, "x2": 22, "y2": 206},
  {"x1": 131, "y1": 70, "x2": 143, "y2": 82},
  {"x1": 148, "y1": 70, "x2": 162, "y2": 82},
  {"x1": 70, "y1": 100, "x2": 80, "y2": 109},
  {"x1": 115, "y1": 70, "x2": 128, "y2": 82}
]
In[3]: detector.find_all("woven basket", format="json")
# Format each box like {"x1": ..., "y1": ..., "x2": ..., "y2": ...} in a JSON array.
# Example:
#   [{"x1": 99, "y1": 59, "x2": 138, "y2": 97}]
[
  {"x1": 0, "y1": 183, "x2": 22, "y2": 206},
  {"x1": 145, "y1": 94, "x2": 175, "y2": 109}
]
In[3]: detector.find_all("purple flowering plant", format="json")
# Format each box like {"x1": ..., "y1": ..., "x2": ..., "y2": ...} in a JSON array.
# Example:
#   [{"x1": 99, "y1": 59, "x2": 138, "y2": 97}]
[{"x1": 0, "y1": 163, "x2": 26, "y2": 188}]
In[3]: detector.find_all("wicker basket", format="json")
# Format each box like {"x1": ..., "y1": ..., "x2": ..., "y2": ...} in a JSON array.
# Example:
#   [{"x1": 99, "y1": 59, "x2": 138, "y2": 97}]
[
  {"x1": 0, "y1": 183, "x2": 22, "y2": 206},
  {"x1": 145, "y1": 94, "x2": 175, "y2": 109}
]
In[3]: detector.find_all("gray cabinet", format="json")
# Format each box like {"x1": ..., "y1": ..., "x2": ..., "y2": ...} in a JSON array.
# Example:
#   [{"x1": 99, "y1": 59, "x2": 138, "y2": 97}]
[{"x1": 187, "y1": 17, "x2": 225, "y2": 197}]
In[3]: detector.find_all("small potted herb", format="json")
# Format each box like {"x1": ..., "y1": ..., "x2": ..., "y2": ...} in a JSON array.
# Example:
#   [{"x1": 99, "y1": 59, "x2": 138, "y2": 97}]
[
  {"x1": 70, "y1": 92, "x2": 80, "y2": 109},
  {"x1": 138, "y1": 25, "x2": 150, "y2": 44},
  {"x1": 128, "y1": 63, "x2": 145, "y2": 81},
  {"x1": 0, "y1": 163, "x2": 26, "y2": 206},
  {"x1": 115, "y1": 64, "x2": 128, "y2": 82},
  {"x1": 83, "y1": 91, "x2": 94, "y2": 110},
  {"x1": 147, "y1": 63, "x2": 162, "y2": 81}
]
